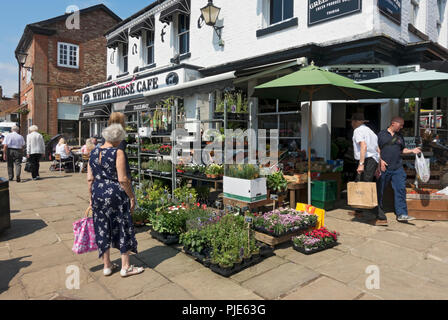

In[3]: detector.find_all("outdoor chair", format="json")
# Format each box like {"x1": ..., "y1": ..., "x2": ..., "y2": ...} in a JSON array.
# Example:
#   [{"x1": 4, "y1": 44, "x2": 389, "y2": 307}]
[{"x1": 55, "y1": 153, "x2": 75, "y2": 173}]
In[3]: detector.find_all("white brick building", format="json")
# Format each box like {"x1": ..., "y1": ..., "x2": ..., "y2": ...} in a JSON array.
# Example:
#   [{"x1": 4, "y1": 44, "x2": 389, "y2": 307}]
[{"x1": 80, "y1": 0, "x2": 448, "y2": 160}]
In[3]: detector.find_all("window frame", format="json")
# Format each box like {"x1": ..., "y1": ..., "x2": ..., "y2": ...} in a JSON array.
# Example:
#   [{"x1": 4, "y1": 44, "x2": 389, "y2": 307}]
[
  {"x1": 177, "y1": 13, "x2": 190, "y2": 55},
  {"x1": 144, "y1": 30, "x2": 155, "y2": 66},
  {"x1": 410, "y1": 0, "x2": 419, "y2": 26},
  {"x1": 121, "y1": 42, "x2": 129, "y2": 74},
  {"x1": 269, "y1": 0, "x2": 294, "y2": 26},
  {"x1": 57, "y1": 42, "x2": 79, "y2": 69}
]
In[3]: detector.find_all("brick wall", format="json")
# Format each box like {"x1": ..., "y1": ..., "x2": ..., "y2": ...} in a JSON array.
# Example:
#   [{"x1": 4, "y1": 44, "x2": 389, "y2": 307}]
[{"x1": 20, "y1": 9, "x2": 118, "y2": 136}]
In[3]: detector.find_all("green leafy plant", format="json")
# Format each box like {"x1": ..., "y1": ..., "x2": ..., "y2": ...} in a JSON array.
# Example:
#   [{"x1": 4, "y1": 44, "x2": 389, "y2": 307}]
[
  {"x1": 205, "y1": 164, "x2": 223, "y2": 176},
  {"x1": 226, "y1": 164, "x2": 260, "y2": 180},
  {"x1": 267, "y1": 171, "x2": 288, "y2": 193},
  {"x1": 174, "y1": 185, "x2": 197, "y2": 205}
]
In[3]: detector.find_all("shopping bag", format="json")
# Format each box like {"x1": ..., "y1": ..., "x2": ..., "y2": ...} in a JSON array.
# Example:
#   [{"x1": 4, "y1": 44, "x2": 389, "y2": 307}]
[
  {"x1": 415, "y1": 153, "x2": 430, "y2": 183},
  {"x1": 24, "y1": 161, "x2": 32, "y2": 173},
  {"x1": 347, "y1": 180, "x2": 378, "y2": 209},
  {"x1": 72, "y1": 208, "x2": 98, "y2": 254}
]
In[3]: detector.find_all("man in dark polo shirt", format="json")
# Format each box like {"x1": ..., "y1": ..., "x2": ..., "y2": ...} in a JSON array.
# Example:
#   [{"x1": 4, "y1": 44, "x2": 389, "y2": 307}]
[{"x1": 377, "y1": 116, "x2": 421, "y2": 222}]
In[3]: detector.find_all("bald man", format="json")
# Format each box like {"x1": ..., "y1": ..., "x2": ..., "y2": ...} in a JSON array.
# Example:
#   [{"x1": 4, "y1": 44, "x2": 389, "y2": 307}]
[{"x1": 377, "y1": 116, "x2": 421, "y2": 222}]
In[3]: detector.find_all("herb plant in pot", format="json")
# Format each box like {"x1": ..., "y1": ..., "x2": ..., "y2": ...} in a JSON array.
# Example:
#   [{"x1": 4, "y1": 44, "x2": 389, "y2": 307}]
[{"x1": 267, "y1": 171, "x2": 288, "y2": 196}]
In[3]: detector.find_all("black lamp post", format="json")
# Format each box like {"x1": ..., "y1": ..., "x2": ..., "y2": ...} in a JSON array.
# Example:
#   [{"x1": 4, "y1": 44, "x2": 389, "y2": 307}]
[{"x1": 198, "y1": 0, "x2": 224, "y2": 46}]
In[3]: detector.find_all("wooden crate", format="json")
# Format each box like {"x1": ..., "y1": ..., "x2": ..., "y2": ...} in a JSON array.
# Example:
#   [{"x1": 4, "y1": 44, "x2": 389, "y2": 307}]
[
  {"x1": 254, "y1": 228, "x2": 311, "y2": 248},
  {"x1": 406, "y1": 198, "x2": 448, "y2": 221}
]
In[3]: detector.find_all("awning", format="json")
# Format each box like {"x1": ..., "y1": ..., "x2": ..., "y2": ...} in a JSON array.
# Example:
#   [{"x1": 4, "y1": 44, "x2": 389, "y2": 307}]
[
  {"x1": 124, "y1": 99, "x2": 149, "y2": 113},
  {"x1": 159, "y1": 0, "x2": 190, "y2": 24},
  {"x1": 106, "y1": 31, "x2": 128, "y2": 49},
  {"x1": 79, "y1": 104, "x2": 111, "y2": 120},
  {"x1": 143, "y1": 71, "x2": 235, "y2": 103},
  {"x1": 129, "y1": 16, "x2": 155, "y2": 38},
  {"x1": 234, "y1": 59, "x2": 303, "y2": 84}
]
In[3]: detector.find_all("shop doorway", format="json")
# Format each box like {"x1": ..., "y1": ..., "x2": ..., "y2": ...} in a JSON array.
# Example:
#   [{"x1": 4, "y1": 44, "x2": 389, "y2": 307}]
[{"x1": 331, "y1": 103, "x2": 381, "y2": 182}]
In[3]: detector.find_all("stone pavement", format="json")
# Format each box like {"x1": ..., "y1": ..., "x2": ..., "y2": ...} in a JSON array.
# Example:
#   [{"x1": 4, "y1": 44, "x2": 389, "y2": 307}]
[{"x1": 1, "y1": 161, "x2": 448, "y2": 300}]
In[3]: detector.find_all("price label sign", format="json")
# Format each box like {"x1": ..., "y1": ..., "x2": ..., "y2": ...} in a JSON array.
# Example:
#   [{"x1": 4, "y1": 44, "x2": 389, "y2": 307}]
[
  {"x1": 270, "y1": 194, "x2": 279, "y2": 201},
  {"x1": 245, "y1": 216, "x2": 253, "y2": 224}
]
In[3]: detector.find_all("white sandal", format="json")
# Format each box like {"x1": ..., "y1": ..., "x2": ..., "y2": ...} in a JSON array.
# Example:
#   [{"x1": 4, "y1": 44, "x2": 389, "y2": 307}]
[
  {"x1": 103, "y1": 263, "x2": 119, "y2": 276},
  {"x1": 120, "y1": 265, "x2": 144, "y2": 277}
]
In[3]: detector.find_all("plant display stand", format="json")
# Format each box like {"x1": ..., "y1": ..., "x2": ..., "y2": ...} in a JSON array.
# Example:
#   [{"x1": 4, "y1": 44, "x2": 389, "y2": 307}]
[
  {"x1": 254, "y1": 228, "x2": 312, "y2": 248},
  {"x1": 183, "y1": 243, "x2": 274, "y2": 278},
  {"x1": 292, "y1": 242, "x2": 338, "y2": 255},
  {"x1": 149, "y1": 229, "x2": 180, "y2": 245}
]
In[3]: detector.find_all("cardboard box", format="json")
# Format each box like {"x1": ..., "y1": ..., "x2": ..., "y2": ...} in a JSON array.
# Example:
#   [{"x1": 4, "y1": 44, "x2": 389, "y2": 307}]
[{"x1": 223, "y1": 176, "x2": 267, "y2": 203}]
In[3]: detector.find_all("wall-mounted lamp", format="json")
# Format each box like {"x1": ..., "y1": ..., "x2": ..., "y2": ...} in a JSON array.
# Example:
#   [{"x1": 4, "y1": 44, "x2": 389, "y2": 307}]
[
  {"x1": 198, "y1": 0, "x2": 224, "y2": 46},
  {"x1": 16, "y1": 52, "x2": 33, "y2": 71}
]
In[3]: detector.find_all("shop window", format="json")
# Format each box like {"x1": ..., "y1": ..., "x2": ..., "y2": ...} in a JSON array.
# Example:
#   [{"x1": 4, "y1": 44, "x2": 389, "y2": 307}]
[
  {"x1": 58, "y1": 120, "x2": 79, "y2": 145},
  {"x1": 178, "y1": 13, "x2": 190, "y2": 55},
  {"x1": 258, "y1": 98, "x2": 301, "y2": 152},
  {"x1": 270, "y1": 0, "x2": 293, "y2": 25},
  {"x1": 58, "y1": 42, "x2": 79, "y2": 69},
  {"x1": 145, "y1": 30, "x2": 155, "y2": 65}
]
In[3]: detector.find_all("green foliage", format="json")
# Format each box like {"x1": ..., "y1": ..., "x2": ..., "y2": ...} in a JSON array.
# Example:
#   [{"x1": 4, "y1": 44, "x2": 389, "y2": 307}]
[
  {"x1": 179, "y1": 229, "x2": 209, "y2": 253},
  {"x1": 39, "y1": 131, "x2": 52, "y2": 145},
  {"x1": 141, "y1": 160, "x2": 172, "y2": 172},
  {"x1": 174, "y1": 185, "x2": 197, "y2": 205},
  {"x1": 205, "y1": 164, "x2": 223, "y2": 175},
  {"x1": 266, "y1": 171, "x2": 288, "y2": 193},
  {"x1": 226, "y1": 164, "x2": 260, "y2": 180}
]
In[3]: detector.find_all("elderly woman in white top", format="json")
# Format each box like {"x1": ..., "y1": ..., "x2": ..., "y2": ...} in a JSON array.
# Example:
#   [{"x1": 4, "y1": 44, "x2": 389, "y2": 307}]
[
  {"x1": 26, "y1": 125, "x2": 46, "y2": 180},
  {"x1": 55, "y1": 137, "x2": 74, "y2": 170}
]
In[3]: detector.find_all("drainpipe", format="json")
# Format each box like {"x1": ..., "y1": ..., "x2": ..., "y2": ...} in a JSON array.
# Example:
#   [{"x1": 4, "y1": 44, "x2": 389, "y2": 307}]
[{"x1": 17, "y1": 62, "x2": 21, "y2": 133}]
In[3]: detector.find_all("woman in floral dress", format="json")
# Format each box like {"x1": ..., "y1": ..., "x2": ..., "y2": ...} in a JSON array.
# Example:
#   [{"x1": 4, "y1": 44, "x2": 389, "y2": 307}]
[{"x1": 87, "y1": 124, "x2": 144, "y2": 277}]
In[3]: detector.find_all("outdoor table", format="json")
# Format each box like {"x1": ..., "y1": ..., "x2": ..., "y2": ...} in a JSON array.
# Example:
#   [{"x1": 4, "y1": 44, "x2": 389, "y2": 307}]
[{"x1": 287, "y1": 182, "x2": 307, "y2": 209}]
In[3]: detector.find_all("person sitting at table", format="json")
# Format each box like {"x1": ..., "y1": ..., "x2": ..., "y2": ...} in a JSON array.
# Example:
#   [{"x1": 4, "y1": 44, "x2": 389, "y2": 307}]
[
  {"x1": 55, "y1": 137, "x2": 74, "y2": 169},
  {"x1": 81, "y1": 139, "x2": 95, "y2": 155}
]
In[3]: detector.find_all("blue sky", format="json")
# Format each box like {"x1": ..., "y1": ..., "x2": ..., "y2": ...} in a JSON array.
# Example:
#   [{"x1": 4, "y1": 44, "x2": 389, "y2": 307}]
[{"x1": 0, "y1": 0, "x2": 156, "y2": 97}]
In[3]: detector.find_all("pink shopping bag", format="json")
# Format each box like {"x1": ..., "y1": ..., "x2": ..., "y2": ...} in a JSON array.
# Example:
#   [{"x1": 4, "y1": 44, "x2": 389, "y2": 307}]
[{"x1": 72, "y1": 208, "x2": 98, "y2": 254}]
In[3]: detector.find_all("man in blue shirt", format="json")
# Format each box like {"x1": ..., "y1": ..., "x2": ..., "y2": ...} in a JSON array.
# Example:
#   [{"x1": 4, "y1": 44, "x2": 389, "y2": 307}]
[
  {"x1": 377, "y1": 116, "x2": 421, "y2": 222},
  {"x1": 3, "y1": 126, "x2": 26, "y2": 182}
]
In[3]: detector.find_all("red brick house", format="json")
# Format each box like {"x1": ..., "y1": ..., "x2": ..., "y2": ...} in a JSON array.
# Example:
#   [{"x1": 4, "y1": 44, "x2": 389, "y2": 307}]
[{"x1": 14, "y1": 4, "x2": 121, "y2": 142}]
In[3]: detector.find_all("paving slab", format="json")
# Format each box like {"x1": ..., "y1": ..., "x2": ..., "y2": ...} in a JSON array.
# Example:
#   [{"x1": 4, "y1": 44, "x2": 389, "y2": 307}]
[
  {"x1": 333, "y1": 233, "x2": 367, "y2": 253},
  {"x1": 0, "y1": 284, "x2": 27, "y2": 300},
  {"x1": 414, "y1": 225, "x2": 448, "y2": 242},
  {"x1": 230, "y1": 256, "x2": 288, "y2": 283},
  {"x1": 6, "y1": 229, "x2": 60, "y2": 251},
  {"x1": 316, "y1": 254, "x2": 377, "y2": 284},
  {"x1": 58, "y1": 281, "x2": 116, "y2": 300},
  {"x1": 171, "y1": 268, "x2": 262, "y2": 300},
  {"x1": 350, "y1": 239, "x2": 424, "y2": 269},
  {"x1": 324, "y1": 217, "x2": 379, "y2": 237},
  {"x1": 407, "y1": 258, "x2": 448, "y2": 286},
  {"x1": 348, "y1": 266, "x2": 432, "y2": 300},
  {"x1": 131, "y1": 282, "x2": 196, "y2": 300},
  {"x1": 282, "y1": 276, "x2": 362, "y2": 300},
  {"x1": 425, "y1": 241, "x2": 448, "y2": 263},
  {"x1": 10, "y1": 243, "x2": 76, "y2": 275},
  {"x1": 152, "y1": 252, "x2": 204, "y2": 278},
  {"x1": 20, "y1": 262, "x2": 92, "y2": 298},
  {"x1": 241, "y1": 263, "x2": 320, "y2": 300},
  {"x1": 368, "y1": 229, "x2": 438, "y2": 252},
  {"x1": 283, "y1": 247, "x2": 345, "y2": 269},
  {"x1": 97, "y1": 266, "x2": 169, "y2": 300}
]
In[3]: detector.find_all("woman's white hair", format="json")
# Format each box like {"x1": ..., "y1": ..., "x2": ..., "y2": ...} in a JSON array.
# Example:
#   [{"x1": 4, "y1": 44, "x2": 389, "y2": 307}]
[
  {"x1": 102, "y1": 124, "x2": 126, "y2": 143},
  {"x1": 29, "y1": 125, "x2": 38, "y2": 133}
]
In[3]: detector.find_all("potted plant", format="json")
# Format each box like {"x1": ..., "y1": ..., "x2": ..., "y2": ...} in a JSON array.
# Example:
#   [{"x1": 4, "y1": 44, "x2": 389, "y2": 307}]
[
  {"x1": 205, "y1": 164, "x2": 223, "y2": 179},
  {"x1": 292, "y1": 227, "x2": 339, "y2": 254},
  {"x1": 159, "y1": 144, "x2": 172, "y2": 155},
  {"x1": 224, "y1": 165, "x2": 266, "y2": 203},
  {"x1": 267, "y1": 171, "x2": 288, "y2": 196}
]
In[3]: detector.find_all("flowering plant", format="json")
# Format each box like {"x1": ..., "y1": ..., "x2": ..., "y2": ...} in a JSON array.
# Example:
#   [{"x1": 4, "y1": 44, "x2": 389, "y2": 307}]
[
  {"x1": 292, "y1": 227, "x2": 339, "y2": 252},
  {"x1": 159, "y1": 144, "x2": 172, "y2": 155},
  {"x1": 252, "y1": 208, "x2": 317, "y2": 236}
]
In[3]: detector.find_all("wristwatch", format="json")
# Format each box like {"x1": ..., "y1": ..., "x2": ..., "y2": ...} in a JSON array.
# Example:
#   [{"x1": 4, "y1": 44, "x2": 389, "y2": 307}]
[{"x1": 359, "y1": 162, "x2": 364, "y2": 165}]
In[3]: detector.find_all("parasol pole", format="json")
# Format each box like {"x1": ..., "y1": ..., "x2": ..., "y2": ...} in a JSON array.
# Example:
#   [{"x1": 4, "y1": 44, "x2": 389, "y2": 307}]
[{"x1": 307, "y1": 88, "x2": 314, "y2": 205}]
